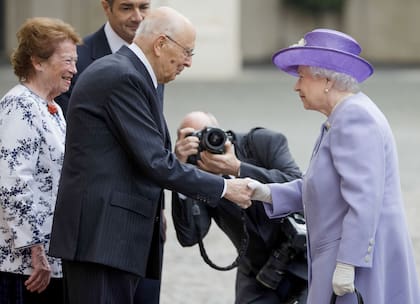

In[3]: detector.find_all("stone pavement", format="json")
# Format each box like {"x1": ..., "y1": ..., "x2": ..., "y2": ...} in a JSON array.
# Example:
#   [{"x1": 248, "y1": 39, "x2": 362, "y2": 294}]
[{"x1": 1, "y1": 64, "x2": 419, "y2": 303}]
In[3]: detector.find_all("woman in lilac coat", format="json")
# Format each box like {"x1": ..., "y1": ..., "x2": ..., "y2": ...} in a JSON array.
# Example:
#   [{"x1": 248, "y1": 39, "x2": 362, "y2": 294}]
[{"x1": 248, "y1": 29, "x2": 420, "y2": 303}]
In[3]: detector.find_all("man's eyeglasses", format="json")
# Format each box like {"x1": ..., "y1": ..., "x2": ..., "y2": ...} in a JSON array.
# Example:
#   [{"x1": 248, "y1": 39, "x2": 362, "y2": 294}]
[{"x1": 165, "y1": 35, "x2": 194, "y2": 58}]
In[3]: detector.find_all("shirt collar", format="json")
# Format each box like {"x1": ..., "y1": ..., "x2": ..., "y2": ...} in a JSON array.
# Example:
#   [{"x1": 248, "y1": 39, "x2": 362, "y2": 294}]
[
  {"x1": 128, "y1": 43, "x2": 158, "y2": 89},
  {"x1": 104, "y1": 22, "x2": 130, "y2": 54}
]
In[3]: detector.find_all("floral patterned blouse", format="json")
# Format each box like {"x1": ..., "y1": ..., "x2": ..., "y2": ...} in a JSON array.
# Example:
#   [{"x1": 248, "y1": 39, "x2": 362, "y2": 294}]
[{"x1": 0, "y1": 84, "x2": 65, "y2": 277}]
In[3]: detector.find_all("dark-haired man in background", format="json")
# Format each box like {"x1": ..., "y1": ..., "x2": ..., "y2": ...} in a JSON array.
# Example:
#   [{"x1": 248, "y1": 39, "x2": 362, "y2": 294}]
[{"x1": 56, "y1": 0, "x2": 159, "y2": 114}]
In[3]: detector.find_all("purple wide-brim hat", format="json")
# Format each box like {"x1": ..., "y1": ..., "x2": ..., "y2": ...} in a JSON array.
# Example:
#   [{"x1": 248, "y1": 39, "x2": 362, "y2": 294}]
[{"x1": 272, "y1": 28, "x2": 374, "y2": 83}]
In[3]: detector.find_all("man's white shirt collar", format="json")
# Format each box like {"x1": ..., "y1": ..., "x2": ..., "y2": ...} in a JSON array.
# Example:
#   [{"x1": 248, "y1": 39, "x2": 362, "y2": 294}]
[
  {"x1": 104, "y1": 22, "x2": 129, "y2": 54},
  {"x1": 128, "y1": 43, "x2": 158, "y2": 89},
  {"x1": 104, "y1": 22, "x2": 157, "y2": 89}
]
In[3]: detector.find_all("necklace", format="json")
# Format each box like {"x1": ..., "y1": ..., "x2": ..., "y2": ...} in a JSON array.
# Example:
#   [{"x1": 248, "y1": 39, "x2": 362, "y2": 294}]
[{"x1": 21, "y1": 82, "x2": 59, "y2": 115}]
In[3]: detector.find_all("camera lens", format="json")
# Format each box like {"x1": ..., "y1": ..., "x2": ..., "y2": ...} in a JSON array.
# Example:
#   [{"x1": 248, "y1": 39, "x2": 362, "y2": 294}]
[
  {"x1": 208, "y1": 132, "x2": 224, "y2": 146},
  {"x1": 203, "y1": 128, "x2": 227, "y2": 153}
]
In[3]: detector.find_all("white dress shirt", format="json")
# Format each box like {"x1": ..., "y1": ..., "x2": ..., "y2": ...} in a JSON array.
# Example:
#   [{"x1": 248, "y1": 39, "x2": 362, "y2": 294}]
[{"x1": 104, "y1": 22, "x2": 130, "y2": 54}]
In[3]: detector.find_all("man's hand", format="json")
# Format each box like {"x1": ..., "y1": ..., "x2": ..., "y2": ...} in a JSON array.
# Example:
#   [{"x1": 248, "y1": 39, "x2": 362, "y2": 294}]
[
  {"x1": 175, "y1": 127, "x2": 200, "y2": 163},
  {"x1": 247, "y1": 179, "x2": 272, "y2": 203},
  {"x1": 332, "y1": 262, "x2": 355, "y2": 296},
  {"x1": 198, "y1": 141, "x2": 241, "y2": 176},
  {"x1": 24, "y1": 244, "x2": 51, "y2": 293},
  {"x1": 224, "y1": 178, "x2": 253, "y2": 208}
]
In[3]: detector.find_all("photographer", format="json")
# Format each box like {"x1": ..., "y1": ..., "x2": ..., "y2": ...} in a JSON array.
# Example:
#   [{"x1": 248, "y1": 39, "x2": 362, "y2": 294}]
[{"x1": 172, "y1": 111, "x2": 308, "y2": 303}]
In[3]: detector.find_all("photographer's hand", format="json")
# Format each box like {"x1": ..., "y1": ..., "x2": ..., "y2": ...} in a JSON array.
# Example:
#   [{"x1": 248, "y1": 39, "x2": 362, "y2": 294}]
[
  {"x1": 175, "y1": 127, "x2": 200, "y2": 163},
  {"x1": 199, "y1": 141, "x2": 241, "y2": 176}
]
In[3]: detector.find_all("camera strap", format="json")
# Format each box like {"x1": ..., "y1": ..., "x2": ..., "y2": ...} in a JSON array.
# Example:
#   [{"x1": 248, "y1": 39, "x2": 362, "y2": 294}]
[{"x1": 192, "y1": 202, "x2": 249, "y2": 271}]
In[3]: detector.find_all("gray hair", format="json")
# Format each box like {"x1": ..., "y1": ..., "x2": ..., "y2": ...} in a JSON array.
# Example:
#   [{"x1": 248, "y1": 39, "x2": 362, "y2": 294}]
[
  {"x1": 308, "y1": 66, "x2": 360, "y2": 93},
  {"x1": 135, "y1": 9, "x2": 185, "y2": 38}
]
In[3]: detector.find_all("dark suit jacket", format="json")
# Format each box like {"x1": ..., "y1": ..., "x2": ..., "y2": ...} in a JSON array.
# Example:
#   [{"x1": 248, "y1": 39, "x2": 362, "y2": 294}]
[
  {"x1": 172, "y1": 128, "x2": 304, "y2": 273},
  {"x1": 55, "y1": 25, "x2": 164, "y2": 115},
  {"x1": 49, "y1": 46, "x2": 224, "y2": 279}
]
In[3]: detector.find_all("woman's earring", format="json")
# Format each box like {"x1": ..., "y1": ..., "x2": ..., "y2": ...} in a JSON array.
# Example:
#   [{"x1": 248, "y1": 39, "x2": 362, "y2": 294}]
[{"x1": 324, "y1": 88, "x2": 329, "y2": 93}]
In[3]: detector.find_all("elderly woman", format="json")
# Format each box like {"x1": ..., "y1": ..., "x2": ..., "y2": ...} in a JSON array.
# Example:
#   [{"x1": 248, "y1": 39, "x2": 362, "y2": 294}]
[
  {"x1": 248, "y1": 29, "x2": 420, "y2": 303},
  {"x1": 0, "y1": 17, "x2": 80, "y2": 303}
]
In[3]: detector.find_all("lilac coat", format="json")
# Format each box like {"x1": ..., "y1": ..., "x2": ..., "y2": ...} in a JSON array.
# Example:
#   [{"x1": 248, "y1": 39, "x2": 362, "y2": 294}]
[{"x1": 264, "y1": 93, "x2": 420, "y2": 303}]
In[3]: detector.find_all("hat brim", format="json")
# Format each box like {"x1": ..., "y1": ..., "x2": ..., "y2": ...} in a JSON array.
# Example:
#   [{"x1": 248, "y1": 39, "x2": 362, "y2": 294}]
[{"x1": 272, "y1": 46, "x2": 374, "y2": 83}]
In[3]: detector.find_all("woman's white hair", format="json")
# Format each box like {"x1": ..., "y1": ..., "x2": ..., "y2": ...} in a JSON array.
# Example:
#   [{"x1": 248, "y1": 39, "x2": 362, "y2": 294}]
[{"x1": 308, "y1": 66, "x2": 360, "y2": 93}]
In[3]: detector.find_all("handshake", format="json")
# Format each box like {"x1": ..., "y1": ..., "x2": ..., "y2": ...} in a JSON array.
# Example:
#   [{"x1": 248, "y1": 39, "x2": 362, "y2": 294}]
[{"x1": 224, "y1": 178, "x2": 272, "y2": 209}]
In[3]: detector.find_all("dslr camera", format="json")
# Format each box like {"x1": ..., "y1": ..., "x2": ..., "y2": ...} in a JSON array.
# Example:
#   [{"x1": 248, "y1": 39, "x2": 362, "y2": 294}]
[
  {"x1": 186, "y1": 127, "x2": 231, "y2": 165},
  {"x1": 257, "y1": 213, "x2": 307, "y2": 290}
]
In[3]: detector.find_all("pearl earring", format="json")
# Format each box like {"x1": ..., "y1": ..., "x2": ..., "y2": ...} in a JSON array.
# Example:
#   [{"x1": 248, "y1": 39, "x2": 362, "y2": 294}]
[{"x1": 324, "y1": 88, "x2": 329, "y2": 93}]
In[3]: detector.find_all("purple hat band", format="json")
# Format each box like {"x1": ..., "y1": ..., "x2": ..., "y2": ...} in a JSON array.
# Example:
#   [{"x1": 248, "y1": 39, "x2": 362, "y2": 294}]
[{"x1": 272, "y1": 28, "x2": 374, "y2": 82}]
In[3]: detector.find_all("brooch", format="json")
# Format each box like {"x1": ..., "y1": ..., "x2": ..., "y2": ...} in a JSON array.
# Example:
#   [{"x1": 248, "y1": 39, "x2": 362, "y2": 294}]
[{"x1": 47, "y1": 103, "x2": 58, "y2": 115}]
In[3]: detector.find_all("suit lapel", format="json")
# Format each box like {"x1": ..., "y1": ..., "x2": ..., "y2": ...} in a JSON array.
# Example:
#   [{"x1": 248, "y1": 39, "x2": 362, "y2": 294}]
[
  {"x1": 156, "y1": 88, "x2": 172, "y2": 150},
  {"x1": 117, "y1": 46, "x2": 171, "y2": 149},
  {"x1": 90, "y1": 26, "x2": 112, "y2": 61}
]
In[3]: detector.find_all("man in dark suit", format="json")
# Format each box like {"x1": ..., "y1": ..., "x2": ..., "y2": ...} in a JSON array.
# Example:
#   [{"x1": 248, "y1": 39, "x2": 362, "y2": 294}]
[
  {"x1": 49, "y1": 7, "x2": 253, "y2": 304},
  {"x1": 56, "y1": 0, "x2": 155, "y2": 115},
  {"x1": 55, "y1": 1, "x2": 166, "y2": 302},
  {"x1": 172, "y1": 111, "x2": 308, "y2": 303}
]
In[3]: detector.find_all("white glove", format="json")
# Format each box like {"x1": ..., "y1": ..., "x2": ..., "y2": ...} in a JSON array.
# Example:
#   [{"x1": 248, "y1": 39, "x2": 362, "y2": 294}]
[
  {"x1": 332, "y1": 262, "x2": 355, "y2": 296},
  {"x1": 247, "y1": 180, "x2": 272, "y2": 203}
]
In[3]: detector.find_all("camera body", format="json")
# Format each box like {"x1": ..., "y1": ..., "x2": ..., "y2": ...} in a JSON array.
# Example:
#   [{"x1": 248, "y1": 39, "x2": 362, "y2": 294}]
[
  {"x1": 257, "y1": 213, "x2": 307, "y2": 290},
  {"x1": 186, "y1": 127, "x2": 231, "y2": 165},
  {"x1": 280, "y1": 212, "x2": 307, "y2": 253}
]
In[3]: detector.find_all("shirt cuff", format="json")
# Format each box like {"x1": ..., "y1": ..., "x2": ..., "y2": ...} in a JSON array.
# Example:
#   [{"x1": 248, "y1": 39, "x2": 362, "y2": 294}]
[{"x1": 221, "y1": 178, "x2": 227, "y2": 198}]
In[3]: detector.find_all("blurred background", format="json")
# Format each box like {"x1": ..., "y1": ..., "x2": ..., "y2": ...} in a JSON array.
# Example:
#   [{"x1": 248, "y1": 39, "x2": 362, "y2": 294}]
[
  {"x1": 1, "y1": 0, "x2": 420, "y2": 76},
  {"x1": 1, "y1": 1, "x2": 419, "y2": 303}
]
